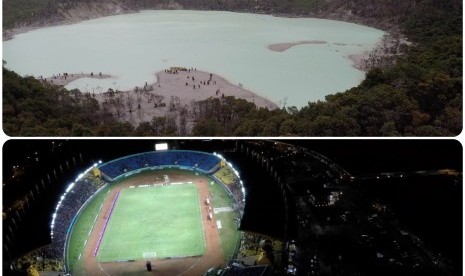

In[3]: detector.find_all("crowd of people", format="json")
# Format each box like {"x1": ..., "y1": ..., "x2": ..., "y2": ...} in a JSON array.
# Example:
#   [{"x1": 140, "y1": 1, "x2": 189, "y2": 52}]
[
  {"x1": 99, "y1": 150, "x2": 222, "y2": 179},
  {"x1": 49, "y1": 174, "x2": 107, "y2": 261},
  {"x1": 213, "y1": 165, "x2": 245, "y2": 212},
  {"x1": 12, "y1": 173, "x2": 108, "y2": 273}
]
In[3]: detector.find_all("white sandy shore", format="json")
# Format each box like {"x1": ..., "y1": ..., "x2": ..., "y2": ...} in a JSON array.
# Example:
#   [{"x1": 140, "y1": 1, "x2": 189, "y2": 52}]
[
  {"x1": 52, "y1": 68, "x2": 278, "y2": 127},
  {"x1": 269, "y1": 40, "x2": 369, "y2": 70},
  {"x1": 40, "y1": 72, "x2": 114, "y2": 86},
  {"x1": 268, "y1": 40, "x2": 327, "y2": 52}
]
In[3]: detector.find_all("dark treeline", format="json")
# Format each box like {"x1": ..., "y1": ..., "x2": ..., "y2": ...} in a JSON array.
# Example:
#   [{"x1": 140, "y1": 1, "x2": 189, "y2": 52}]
[
  {"x1": 3, "y1": 67, "x2": 133, "y2": 136},
  {"x1": 3, "y1": 0, "x2": 462, "y2": 136}
]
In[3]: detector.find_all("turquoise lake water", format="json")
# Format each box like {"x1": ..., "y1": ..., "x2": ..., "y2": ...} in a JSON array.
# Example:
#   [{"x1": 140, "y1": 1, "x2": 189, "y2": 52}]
[{"x1": 3, "y1": 10, "x2": 384, "y2": 107}]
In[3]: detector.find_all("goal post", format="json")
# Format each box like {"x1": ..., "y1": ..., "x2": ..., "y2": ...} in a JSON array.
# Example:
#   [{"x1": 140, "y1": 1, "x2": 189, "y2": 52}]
[{"x1": 143, "y1": 252, "x2": 157, "y2": 259}]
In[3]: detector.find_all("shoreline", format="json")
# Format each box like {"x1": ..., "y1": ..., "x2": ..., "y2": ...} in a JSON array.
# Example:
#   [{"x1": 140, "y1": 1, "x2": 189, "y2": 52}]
[
  {"x1": 3, "y1": 7, "x2": 137, "y2": 41},
  {"x1": 51, "y1": 68, "x2": 278, "y2": 128},
  {"x1": 4, "y1": 9, "x2": 402, "y2": 72},
  {"x1": 348, "y1": 54, "x2": 365, "y2": 71},
  {"x1": 3, "y1": 8, "x2": 397, "y2": 41},
  {"x1": 40, "y1": 72, "x2": 114, "y2": 86}
]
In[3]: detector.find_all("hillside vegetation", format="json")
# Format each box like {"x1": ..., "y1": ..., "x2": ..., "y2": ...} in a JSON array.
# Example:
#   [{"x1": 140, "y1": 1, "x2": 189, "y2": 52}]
[
  {"x1": 2, "y1": 0, "x2": 438, "y2": 31},
  {"x1": 2, "y1": 0, "x2": 462, "y2": 136}
]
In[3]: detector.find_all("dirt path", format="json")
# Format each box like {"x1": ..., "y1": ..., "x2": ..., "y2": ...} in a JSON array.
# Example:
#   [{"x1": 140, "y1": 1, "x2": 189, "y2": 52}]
[{"x1": 81, "y1": 171, "x2": 225, "y2": 275}]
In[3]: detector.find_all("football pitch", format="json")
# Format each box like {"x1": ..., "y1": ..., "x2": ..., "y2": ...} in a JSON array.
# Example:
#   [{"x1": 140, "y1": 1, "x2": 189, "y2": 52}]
[{"x1": 96, "y1": 183, "x2": 205, "y2": 262}]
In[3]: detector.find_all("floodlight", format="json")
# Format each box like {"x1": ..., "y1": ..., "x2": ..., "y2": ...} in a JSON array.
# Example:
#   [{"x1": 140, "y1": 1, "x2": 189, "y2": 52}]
[
  {"x1": 65, "y1": 183, "x2": 75, "y2": 193},
  {"x1": 155, "y1": 143, "x2": 168, "y2": 151}
]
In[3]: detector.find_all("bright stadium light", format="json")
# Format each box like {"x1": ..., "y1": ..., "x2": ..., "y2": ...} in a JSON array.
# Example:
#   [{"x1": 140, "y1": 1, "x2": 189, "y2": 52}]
[
  {"x1": 50, "y1": 163, "x2": 99, "y2": 239},
  {"x1": 65, "y1": 183, "x2": 75, "y2": 193},
  {"x1": 75, "y1": 173, "x2": 84, "y2": 182},
  {"x1": 155, "y1": 143, "x2": 168, "y2": 151},
  {"x1": 212, "y1": 152, "x2": 246, "y2": 211}
]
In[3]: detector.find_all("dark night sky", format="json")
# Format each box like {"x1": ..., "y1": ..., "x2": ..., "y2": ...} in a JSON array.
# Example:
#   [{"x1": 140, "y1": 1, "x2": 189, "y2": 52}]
[
  {"x1": 3, "y1": 138, "x2": 461, "y2": 180},
  {"x1": 4, "y1": 139, "x2": 461, "y2": 185},
  {"x1": 287, "y1": 139, "x2": 462, "y2": 174}
]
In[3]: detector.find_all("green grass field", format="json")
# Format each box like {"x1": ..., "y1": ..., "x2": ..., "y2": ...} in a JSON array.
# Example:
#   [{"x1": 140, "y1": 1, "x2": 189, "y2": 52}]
[
  {"x1": 66, "y1": 184, "x2": 112, "y2": 273},
  {"x1": 96, "y1": 183, "x2": 205, "y2": 262},
  {"x1": 207, "y1": 181, "x2": 241, "y2": 261}
]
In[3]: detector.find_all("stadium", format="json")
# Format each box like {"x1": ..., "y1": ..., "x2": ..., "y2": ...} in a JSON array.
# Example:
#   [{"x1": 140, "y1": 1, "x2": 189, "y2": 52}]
[
  {"x1": 63, "y1": 149, "x2": 246, "y2": 275},
  {"x1": 3, "y1": 140, "x2": 462, "y2": 276}
]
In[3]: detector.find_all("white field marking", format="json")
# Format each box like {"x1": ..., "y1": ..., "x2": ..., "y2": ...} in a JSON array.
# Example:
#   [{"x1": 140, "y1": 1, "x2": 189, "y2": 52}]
[
  {"x1": 138, "y1": 184, "x2": 150, "y2": 188},
  {"x1": 88, "y1": 229, "x2": 92, "y2": 236},
  {"x1": 94, "y1": 214, "x2": 99, "y2": 223},
  {"x1": 98, "y1": 184, "x2": 204, "y2": 260},
  {"x1": 178, "y1": 255, "x2": 204, "y2": 276},
  {"x1": 213, "y1": 207, "x2": 234, "y2": 214},
  {"x1": 78, "y1": 253, "x2": 81, "y2": 260},
  {"x1": 170, "y1": 182, "x2": 186, "y2": 185},
  {"x1": 216, "y1": 220, "x2": 222, "y2": 229},
  {"x1": 129, "y1": 185, "x2": 135, "y2": 188},
  {"x1": 84, "y1": 240, "x2": 87, "y2": 246},
  {"x1": 97, "y1": 261, "x2": 111, "y2": 276},
  {"x1": 99, "y1": 203, "x2": 103, "y2": 211},
  {"x1": 195, "y1": 185, "x2": 207, "y2": 254},
  {"x1": 97, "y1": 235, "x2": 204, "y2": 260},
  {"x1": 106, "y1": 190, "x2": 110, "y2": 194}
]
